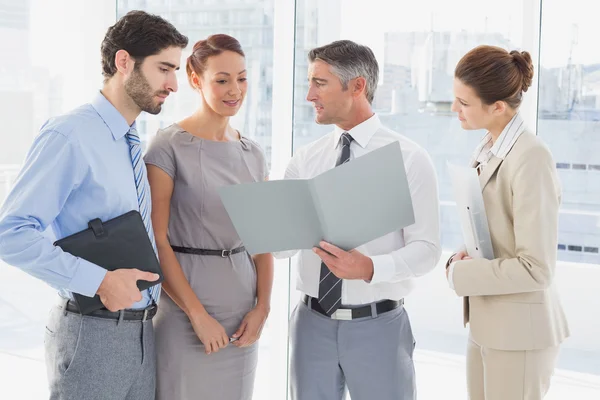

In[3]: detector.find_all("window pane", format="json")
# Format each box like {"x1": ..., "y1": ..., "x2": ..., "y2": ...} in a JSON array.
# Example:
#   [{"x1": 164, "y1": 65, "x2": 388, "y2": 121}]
[
  {"x1": 116, "y1": 2, "x2": 285, "y2": 400},
  {"x1": 538, "y1": 1, "x2": 600, "y2": 394},
  {"x1": 0, "y1": 1, "x2": 116, "y2": 398},
  {"x1": 292, "y1": 0, "x2": 599, "y2": 398},
  {"x1": 117, "y1": 0, "x2": 275, "y2": 167},
  {"x1": 293, "y1": 0, "x2": 523, "y2": 398},
  {"x1": 293, "y1": 0, "x2": 525, "y2": 252}
]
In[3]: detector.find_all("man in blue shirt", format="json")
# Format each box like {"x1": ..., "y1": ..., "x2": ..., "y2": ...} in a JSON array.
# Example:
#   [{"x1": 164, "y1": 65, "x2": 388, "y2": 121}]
[{"x1": 0, "y1": 11, "x2": 187, "y2": 400}]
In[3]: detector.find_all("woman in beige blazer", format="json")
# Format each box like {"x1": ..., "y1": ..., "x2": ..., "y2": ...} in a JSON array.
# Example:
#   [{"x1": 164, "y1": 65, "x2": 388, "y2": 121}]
[{"x1": 447, "y1": 45, "x2": 570, "y2": 400}]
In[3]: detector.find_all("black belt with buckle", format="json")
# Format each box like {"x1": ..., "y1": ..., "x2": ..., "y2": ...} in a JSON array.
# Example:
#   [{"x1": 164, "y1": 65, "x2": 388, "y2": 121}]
[
  {"x1": 171, "y1": 245, "x2": 246, "y2": 257},
  {"x1": 65, "y1": 301, "x2": 158, "y2": 321},
  {"x1": 302, "y1": 295, "x2": 403, "y2": 320}
]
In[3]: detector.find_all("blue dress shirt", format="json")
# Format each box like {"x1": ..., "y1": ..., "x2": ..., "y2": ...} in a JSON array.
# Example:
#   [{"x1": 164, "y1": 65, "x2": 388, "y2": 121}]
[{"x1": 0, "y1": 91, "x2": 153, "y2": 308}]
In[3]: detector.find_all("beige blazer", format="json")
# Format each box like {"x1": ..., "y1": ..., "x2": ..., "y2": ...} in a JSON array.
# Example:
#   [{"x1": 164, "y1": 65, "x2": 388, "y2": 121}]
[{"x1": 453, "y1": 131, "x2": 569, "y2": 351}]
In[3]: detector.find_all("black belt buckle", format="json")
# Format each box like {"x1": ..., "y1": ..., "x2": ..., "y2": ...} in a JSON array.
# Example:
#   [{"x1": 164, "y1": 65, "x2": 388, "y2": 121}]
[{"x1": 221, "y1": 249, "x2": 231, "y2": 257}]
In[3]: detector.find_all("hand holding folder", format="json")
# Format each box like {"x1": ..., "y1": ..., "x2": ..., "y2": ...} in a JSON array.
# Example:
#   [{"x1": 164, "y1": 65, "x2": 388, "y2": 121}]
[
  {"x1": 96, "y1": 268, "x2": 160, "y2": 312},
  {"x1": 54, "y1": 210, "x2": 164, "y2": 314}
]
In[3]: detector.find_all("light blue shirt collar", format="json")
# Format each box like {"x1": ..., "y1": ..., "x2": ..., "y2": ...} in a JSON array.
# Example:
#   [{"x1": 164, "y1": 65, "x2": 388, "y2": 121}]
[{"x1": 91, "y1": 91, "x2": 136, "y2": 141}]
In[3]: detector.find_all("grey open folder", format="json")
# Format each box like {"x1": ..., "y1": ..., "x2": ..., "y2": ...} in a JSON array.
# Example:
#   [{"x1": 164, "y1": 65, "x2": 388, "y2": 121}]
[{"x1": 218, "y1": 141, "x2": 415, "y2": 255}]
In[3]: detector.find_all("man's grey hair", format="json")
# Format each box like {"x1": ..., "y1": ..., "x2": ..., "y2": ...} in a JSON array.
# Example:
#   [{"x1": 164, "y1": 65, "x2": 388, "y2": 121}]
[{"x1": 308, "y1": 40, "x2": 379, "y2": 104}]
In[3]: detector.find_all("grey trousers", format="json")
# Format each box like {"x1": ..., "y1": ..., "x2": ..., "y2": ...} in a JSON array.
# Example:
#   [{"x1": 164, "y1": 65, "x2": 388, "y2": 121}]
[
  {"x1": 290, "y1": 300, "x2": 416, "y2": 400},
  {"x1": 44, "y1": 301, "x2": 156, "y2": 400}
]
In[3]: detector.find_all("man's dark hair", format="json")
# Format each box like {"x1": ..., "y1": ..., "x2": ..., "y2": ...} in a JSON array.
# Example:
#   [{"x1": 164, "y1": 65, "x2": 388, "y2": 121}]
[{"x1": 101, "y1": 10, "x2": 188, "y2": 81}]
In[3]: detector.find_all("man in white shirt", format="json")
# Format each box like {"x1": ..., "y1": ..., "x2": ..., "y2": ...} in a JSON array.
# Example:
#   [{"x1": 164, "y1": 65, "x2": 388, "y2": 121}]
[{"x1": 276, "y1": 40, "x2": 442, "y2": 400}]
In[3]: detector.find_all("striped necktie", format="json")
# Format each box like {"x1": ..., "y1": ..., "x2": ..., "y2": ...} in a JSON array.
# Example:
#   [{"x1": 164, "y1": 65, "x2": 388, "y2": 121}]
[
  {"x1": 317, "y1": 132, "x2": 354, "y2": 316},
  {"x1": 125, "y1": 127, "x2": 160, "y2": 304}
]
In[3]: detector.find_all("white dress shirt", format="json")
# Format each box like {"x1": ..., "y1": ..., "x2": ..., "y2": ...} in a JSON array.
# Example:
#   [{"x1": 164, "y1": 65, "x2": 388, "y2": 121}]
[
  {"x1": 447, "y1": 112, "x2": 526, "y2": 288},
  {"x1": 275, "y1": 114, "x2": 441, "y2": 305}
]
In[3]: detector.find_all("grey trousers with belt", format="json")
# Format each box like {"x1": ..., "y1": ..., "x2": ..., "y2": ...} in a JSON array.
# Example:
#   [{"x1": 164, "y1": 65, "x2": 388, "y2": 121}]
[
  {"x1": 289, "y1": 299, "x2": 417, "y2": 400},
  {"x1": 44, "y1": 300, "x2": 156, "y2": 400}
]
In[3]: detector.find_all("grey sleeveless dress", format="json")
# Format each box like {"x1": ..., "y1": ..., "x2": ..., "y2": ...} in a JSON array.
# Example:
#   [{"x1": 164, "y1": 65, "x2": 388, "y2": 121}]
[{"x1": 144, "y1": 124, "x2": 268, "y2": 400}]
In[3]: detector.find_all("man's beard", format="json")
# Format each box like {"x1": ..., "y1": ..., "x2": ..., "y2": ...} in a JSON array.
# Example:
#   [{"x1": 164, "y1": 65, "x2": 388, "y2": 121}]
[{"x1": 125, "y1": 67, "x2": 169, "y2": 115}]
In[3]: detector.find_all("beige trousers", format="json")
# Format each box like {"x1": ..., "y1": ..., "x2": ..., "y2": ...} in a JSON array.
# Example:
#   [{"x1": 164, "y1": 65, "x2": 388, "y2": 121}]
[{"x1": 466, "y1": 336, "x2": 560, "y2": 400}]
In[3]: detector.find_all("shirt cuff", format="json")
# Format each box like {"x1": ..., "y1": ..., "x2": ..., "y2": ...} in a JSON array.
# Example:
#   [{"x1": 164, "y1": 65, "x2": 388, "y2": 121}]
[
  {"x1": 447, "y1": 261, "x2": 457, "y2": 290},
  {"x1": 367, "y1": 254, "x2": 396, "y2": 284},
  {"x1": 68, "y1": 258, "x2": 108, "y2": 298}
]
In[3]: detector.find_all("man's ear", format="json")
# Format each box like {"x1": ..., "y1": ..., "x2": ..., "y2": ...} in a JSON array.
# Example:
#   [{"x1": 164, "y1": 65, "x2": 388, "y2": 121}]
[
  {"x1": 352, "y1": 76, "x2": 367, "y2": 99},
  {"x1": 114, "y1": 49, "x2": 134, "y2": 76}
]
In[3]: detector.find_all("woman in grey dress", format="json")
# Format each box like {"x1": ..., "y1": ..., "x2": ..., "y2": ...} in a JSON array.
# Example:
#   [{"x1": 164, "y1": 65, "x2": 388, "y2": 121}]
[{"x1": 144, "y1": 34, "x2": 274, "y2": 400}]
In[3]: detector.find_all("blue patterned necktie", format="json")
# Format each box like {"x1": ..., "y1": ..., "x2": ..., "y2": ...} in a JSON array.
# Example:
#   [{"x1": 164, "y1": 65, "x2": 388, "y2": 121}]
[
  {"x1": 317, "y1": 132, "x2": 354, "y2": 316},
  {"x1": 126, "y1": 127, "x2": 160, "y2": 304}
]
